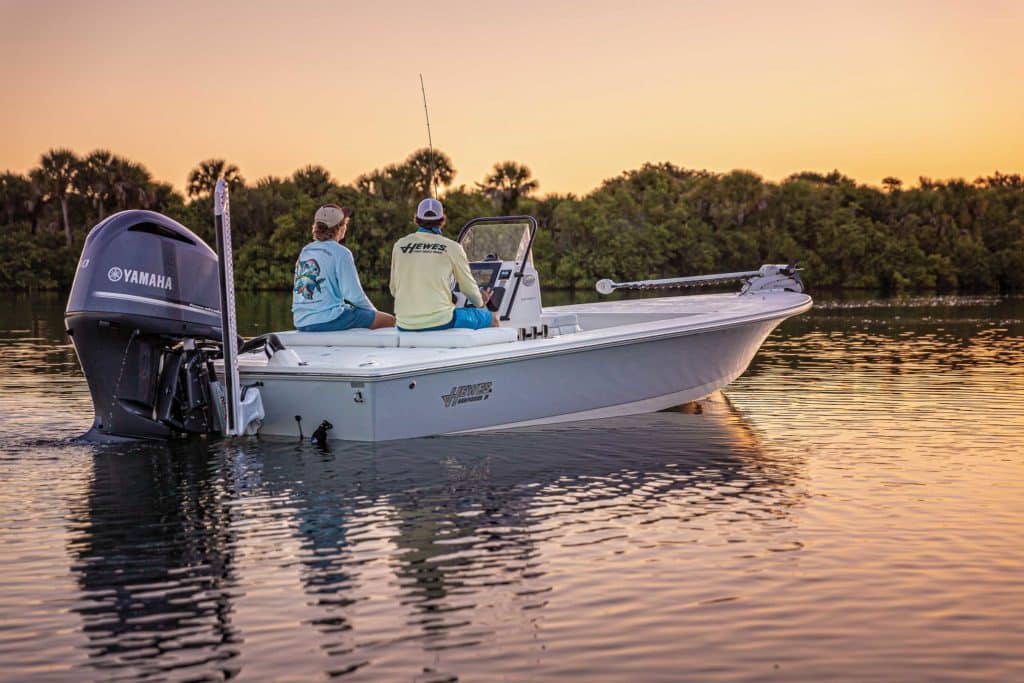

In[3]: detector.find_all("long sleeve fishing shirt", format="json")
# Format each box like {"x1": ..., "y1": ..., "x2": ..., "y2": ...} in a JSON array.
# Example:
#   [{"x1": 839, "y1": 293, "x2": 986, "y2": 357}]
[
  {"x1": 291, "y1": 240, "x2": 375, "y2": 328},
  {"x1": 390, "y1": 230, "x2": 484, "y2": 330}
]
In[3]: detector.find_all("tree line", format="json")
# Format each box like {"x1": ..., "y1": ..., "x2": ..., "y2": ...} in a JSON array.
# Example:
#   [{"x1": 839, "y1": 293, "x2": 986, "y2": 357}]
[{"x1": 2, "y1": 148, "x2": 1022, "y2": 292}]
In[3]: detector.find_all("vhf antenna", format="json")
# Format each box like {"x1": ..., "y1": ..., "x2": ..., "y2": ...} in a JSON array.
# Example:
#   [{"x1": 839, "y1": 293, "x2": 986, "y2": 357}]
[{"x1": 419, "y1": 73, "x2": 437, "y2": 199}]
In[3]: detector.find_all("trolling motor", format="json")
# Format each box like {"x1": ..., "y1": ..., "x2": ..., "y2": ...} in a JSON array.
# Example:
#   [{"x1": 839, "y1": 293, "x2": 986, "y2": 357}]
[
  {"x1": 595, "y1": 263, "x2": 805, "y2": 296},
  {"x1": 65, "y1": 209, "x2": 263, "y2": 441}
]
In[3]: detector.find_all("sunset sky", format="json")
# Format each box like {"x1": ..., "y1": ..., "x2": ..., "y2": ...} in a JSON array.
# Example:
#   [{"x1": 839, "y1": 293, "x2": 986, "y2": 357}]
[{"x1": 2, "y1": 0, "x2": 1022, "y2": 195}]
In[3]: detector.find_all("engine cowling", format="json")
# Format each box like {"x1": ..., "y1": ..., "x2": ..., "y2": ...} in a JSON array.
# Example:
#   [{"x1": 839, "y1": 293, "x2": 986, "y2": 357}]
[{"x1": 65, "y1": 210, "x2": 226, "y2": 440}]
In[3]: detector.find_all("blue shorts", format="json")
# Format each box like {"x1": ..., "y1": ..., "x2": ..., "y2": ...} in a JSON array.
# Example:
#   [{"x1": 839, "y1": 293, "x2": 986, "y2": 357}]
[
  {"x1": 399, "y1": 307, "x2": 493, "y2": 332},
  {"x1": 297, "y1": 307, "x2": 376, "y2": 332}
]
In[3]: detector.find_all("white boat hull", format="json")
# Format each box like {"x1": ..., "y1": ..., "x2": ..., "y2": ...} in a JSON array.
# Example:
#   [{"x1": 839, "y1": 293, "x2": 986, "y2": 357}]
[{"x1": 241, "y1": 292, "x2": 807, "y2": 441}]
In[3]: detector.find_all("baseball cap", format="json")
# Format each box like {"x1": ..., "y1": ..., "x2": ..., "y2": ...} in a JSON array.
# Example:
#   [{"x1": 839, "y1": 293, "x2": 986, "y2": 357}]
[
  {"x1": 314, "y1": 205, "x2": 346, "y2": 228},
  {"x1": 415, "y1": 198, "x2": 444, "y2": 222}
]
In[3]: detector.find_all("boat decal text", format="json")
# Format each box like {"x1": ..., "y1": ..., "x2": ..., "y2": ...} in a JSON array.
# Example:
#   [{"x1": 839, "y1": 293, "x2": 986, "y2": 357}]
[{"x1": 442, "y1": 382, "x2": 492, "y2": 407}]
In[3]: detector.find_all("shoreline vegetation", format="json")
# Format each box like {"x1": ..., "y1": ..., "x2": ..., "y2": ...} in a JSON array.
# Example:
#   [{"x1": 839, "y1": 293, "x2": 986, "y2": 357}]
[{"x1": 2, "y1": 148, "x2": 1022, "y2": 293}]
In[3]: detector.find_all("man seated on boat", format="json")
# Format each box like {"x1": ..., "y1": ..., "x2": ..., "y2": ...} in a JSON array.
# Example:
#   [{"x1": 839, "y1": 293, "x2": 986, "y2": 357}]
[
  {"x1": 292, "y1": 204, "x2": 396, "y2": 331},
  {"x1": 390, "y1": 198, "x2": 498, "y2": 331}
]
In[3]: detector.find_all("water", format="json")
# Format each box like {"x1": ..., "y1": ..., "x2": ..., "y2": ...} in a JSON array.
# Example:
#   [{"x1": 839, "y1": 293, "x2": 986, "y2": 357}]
[{"x1": 1, "y1": 292, "x2": 1022, "y2": 681}]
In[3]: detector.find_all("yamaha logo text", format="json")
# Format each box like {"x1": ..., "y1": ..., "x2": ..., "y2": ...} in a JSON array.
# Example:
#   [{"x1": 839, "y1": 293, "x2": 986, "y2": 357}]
[{"x1": 107, "y1": 266, "x2": 174, "y2": 291}]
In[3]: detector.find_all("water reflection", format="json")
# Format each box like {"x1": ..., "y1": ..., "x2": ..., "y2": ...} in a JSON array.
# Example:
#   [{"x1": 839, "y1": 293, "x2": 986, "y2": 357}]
[
  {"x1": 60, "y1": 394, "x2": 799, "y2": 680},
  {"x1": 67, "y1": 442, "x2": 241, "y2": 679},
  {"x1": 736, "y1": 295, "x2": 1024, "y2": 458}
]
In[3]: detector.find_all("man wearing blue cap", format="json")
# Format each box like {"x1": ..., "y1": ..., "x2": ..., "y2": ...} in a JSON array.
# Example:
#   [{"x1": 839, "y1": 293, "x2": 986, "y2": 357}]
[{"x1": 390, "y1": 198, "x2": 498, "y2": 331}]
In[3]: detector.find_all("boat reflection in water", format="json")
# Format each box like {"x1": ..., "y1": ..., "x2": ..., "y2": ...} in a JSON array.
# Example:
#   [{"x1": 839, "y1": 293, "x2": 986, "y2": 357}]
[
  {"x1": 67, "y1": 394, "x2": 804, "y2": 680},
  {"x1": 67, "y1": 443, "x2": 243, "y2": 678}
]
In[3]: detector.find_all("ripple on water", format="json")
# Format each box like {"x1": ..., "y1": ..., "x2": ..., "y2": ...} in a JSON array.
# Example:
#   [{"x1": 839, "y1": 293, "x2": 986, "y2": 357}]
[{"x1": 0, "y1": 294, "x2": 1022, "y2": 681}]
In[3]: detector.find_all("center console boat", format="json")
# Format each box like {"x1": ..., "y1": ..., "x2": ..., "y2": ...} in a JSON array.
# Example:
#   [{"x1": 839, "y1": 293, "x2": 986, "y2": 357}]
[{"x1": 65, "y1": 209, "x2": 811, "y2": 442}]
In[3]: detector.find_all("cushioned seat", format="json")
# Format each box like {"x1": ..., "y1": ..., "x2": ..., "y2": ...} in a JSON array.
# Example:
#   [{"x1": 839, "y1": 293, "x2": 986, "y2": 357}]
[
  {"x1": 398, "y1": 327, "x2": 519, "y2": 348},
  {"x1": 274, "y1": 328, "x2": 399, "y2": 348}
]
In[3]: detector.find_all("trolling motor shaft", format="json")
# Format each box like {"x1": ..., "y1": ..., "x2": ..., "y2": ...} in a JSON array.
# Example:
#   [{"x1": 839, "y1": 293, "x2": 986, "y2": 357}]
[{"x1": 596, "y1": 264, "x2": 804, "y2": 295}]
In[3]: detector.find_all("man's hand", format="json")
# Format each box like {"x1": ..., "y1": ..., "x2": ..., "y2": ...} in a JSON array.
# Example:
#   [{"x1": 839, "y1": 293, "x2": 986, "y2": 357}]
[{"x1": 480, "y1": 288, "x2": 493, "y2": 305}]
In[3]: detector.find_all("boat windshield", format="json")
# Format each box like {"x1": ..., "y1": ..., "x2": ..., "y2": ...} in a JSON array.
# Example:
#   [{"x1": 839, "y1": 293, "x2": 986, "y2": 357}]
[{"x1": 460, "y1": 221, "x2": 533, "y2": 264}]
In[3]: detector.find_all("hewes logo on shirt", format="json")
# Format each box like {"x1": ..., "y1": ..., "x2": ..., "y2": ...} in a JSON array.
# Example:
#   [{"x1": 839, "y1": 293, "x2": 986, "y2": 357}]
[
  {"x1": 400, "y1": 242, "x2": 447, "y2": 254},
  {"x1": 107, "y1": 266, "x2": 174, "y2": 291}
]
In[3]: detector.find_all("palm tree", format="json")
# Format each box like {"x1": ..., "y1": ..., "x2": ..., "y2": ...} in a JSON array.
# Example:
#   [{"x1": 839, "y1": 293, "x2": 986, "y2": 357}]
[
  {"x1": 402, "y1": 148, "x2": 455, "y2": 198},
  {"x1": 292, "y1": 165, "x2": 335, "y2": 200},
  {"x1": 974, "y1": 172, "x2": 1024, "y2": 190},
  {"x1": 150, "y1": 182, "x2": 185, "y2": 213},
  {"x1": 111, "y1": 158, "x2": 154, "y2": 210},
  {"x1": 477, "y1": 161, "x2": 539, "y2": 215},
  {"x1": 882, "y1": 176, "x2": 903, "y2": 193},
  {"x1": 355, "y1": 168, "x2": 393, "y2": 199},
  {"x1": 35, "y1": 148, "x2": 79, "y2": 245},
  {"x1": 75, "y1": 149, "x2": 116, "y2": 220},
  {"x1": 355, "y1": 149, "x2": 455, "y2": 204},
  {"x1": 24, "y1": 176, "x2": 44, "y2": 234},
  {"x1": 186, "y1": 159, "x2": 244, "y2": 199},
  {"x1": 0, "y1": 172, "x2": 33, "y2": 225}
]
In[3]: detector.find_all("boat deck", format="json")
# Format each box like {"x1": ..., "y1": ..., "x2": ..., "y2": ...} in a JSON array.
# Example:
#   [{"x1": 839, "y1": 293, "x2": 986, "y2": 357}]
[
  {"x1": 237, "y1": 291, "x2": 811, "y2": 380},
  {"x1": 235, "y1": 290, "x2": 811, "y2": 382}
]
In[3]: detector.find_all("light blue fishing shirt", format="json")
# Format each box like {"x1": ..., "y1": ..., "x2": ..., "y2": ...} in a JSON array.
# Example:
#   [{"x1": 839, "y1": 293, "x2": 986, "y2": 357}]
[{"x1": 291, "y1": 240, "x2": 375, "y2": 328}]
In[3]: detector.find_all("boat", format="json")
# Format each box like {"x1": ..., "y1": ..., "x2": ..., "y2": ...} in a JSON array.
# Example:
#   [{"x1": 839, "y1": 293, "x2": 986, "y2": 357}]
[{"x1": 64, "y1": 196, "x2": 810, "y2": 443}]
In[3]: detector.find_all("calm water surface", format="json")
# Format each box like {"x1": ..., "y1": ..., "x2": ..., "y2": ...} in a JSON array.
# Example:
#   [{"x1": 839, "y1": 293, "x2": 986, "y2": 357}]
[{"x1": 1, "y1": 292, "x2": 1022, "y2": 682}]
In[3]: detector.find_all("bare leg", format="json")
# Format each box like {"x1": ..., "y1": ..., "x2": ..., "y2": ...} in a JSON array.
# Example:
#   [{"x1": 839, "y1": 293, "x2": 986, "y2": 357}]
[
  {"x1": 490, "y1": 312, "x2": 500, "y2": 327},
  {"x1": 371, "y1": 311, "x2": 396, "y2": 329}
]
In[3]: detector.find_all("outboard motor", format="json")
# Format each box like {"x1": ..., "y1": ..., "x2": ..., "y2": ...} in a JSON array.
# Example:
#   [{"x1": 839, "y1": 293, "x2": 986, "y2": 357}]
[{"x1": 65, "y1": 210, "x2": 227, "y2": 440}]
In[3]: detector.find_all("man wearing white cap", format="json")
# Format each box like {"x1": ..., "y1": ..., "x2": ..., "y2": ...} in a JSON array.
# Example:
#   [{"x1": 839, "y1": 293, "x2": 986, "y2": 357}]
[
  {"x1": 390, "y1": 198, "x2": 497, "y2": 331},
  {"x1": 291, "y1": 203, "x2": 395, "y2": 331}
]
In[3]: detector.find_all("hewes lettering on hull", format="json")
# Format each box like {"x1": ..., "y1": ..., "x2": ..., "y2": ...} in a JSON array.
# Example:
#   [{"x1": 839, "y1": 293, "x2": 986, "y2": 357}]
[
  {"x1": 107, "y1": 266, "x2": 174, "y2": 291},
  {"x1": 441, "y1": 382, "x2": 493, "y2": 408}
]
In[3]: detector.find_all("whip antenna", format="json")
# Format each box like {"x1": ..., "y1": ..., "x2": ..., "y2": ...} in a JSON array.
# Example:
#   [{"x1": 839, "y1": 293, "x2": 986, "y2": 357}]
[{"x1": 419, "y1": 73, "x2": 437, "y2": 199}]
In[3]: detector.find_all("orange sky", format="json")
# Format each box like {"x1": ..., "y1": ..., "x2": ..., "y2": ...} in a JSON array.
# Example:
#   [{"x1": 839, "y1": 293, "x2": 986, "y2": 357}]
[{"x1": 1, "y1": 0, "x2": 1022, "y2": 195}]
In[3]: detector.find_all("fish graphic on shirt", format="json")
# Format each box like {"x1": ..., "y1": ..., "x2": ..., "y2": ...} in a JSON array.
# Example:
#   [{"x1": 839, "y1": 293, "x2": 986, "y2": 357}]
[{"x1": 294, "y1": 258, "x2": 325, "y2": 300}]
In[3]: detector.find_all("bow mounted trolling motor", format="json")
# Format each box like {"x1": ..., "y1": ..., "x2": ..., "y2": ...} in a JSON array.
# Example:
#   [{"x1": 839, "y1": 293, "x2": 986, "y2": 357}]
[
  {"x1": 739, "y1": 264, "x2": 804, "y2": 294},
  {"x1": 595, "y1": 263, "x2": 805, "y2": 296},
  {"x1": 65, "y1": 210, "x2": 261, "y2": 441}
]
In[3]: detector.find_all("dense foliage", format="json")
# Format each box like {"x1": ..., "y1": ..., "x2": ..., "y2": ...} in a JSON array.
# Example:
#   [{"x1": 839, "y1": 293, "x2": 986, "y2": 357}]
[{"x1": 3, "y1": 149, "x2": 1023, "y2": 293}]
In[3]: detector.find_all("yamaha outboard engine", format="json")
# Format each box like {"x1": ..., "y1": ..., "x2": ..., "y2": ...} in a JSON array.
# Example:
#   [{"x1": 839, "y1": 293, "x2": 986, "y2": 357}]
[{"x1": 66, "y1": 211, "x2": 227, "y2": 440}]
